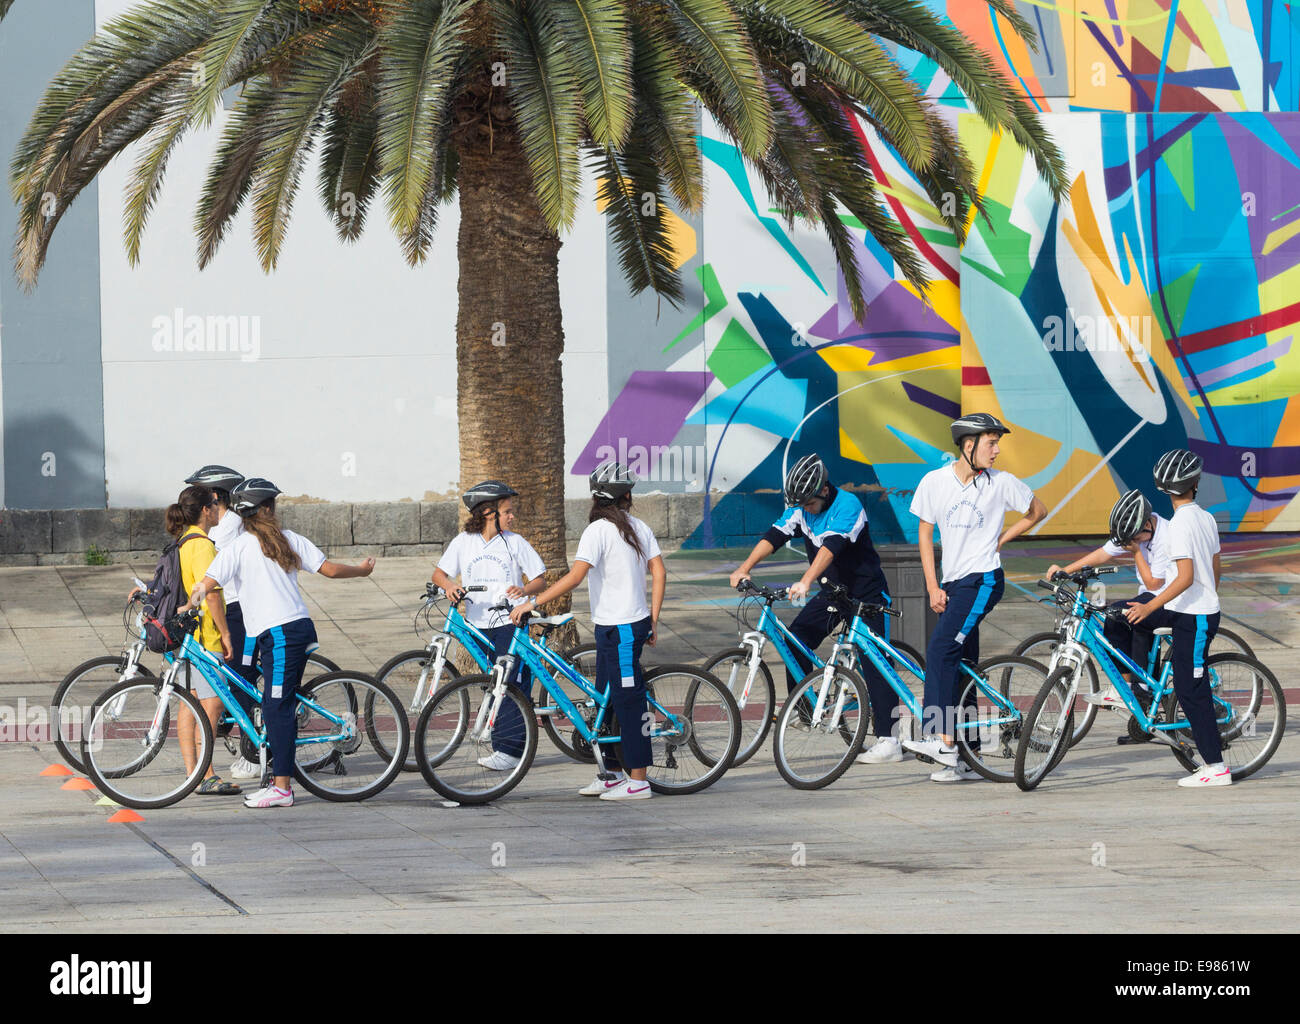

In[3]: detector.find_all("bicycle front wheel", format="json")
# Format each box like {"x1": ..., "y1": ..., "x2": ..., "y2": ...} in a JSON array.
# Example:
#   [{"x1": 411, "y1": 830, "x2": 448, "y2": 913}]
[
  {"x1": 1013, "y1": 667, "x2": 1077, "y2": 791},
  {"x1": 955, "y1": 656, "x2": 1049, "y2": 783},
  {"x1": 53, "y1": 655, "x2": 155, "y2": 773},
  {"x1": 701, "y1": 646, "x2": 775, "y2": 766},
  {"x1": 373, "y1": 649, "x2": 461, "y2": 771},
  {"x1": 1013, "y1": 632, "x2": 1098, "y2": 746},
  {"x1": 537, "y1": 641, "x2": 599, "y2": 763},
  {"x1": 293, "y1": 672, "x2": 409, "y2": 801},
  {"x1": 773, "y1": 666, "x2": 870, "y2": 790},
  {"x1": 414, "y1": 675, "x2": 536, "y2": 804},
  {"x1": 81, "y1": 679, "x2": 211, "y2": 809}
]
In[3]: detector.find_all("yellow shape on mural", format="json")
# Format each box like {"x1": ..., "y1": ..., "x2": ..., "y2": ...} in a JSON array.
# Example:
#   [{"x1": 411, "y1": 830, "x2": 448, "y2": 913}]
[
  {"x1": 898, "y1": 278, "x2": 961, "y2": 330},
  {"x1": 836, "y1": 362, "x2": 960, "y2": 466}
]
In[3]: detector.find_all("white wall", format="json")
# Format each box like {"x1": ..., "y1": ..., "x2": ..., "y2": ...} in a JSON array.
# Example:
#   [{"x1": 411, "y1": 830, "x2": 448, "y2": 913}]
[{"x1": 94, "y1": 1, "x2": 607, "y2": 506}]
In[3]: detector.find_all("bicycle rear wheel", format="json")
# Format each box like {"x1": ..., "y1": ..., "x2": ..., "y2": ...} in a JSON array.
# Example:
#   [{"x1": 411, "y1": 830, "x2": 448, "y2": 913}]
[
  {"x1": 644, "y1": 665, "x2": 740, "y2": 794},
  {"x1": 53, "y1": 655, "x2": 155, "y2": 773},
  {"x1": 1163, "y1": 654, "x2": 1285, "y2": 781},
  {"x1": 414, "y1": 675, "x2": 536, "y2": 804},
  {"x1": 373, "y1": 649, "x2": 461, "y2": 771},
  {"x1": 293, "y1": 672, "x2": 408, "y2": 801},
  {"x1": 773, "y1": 666, "x2": 870, "y2": 790},
  {"x1": 536, "y1": 642, "x2": 599, "y2": 763},
  {"x1": 701, "y1": 647, "x2": 775, "y2": 766},
  {"x1": 1013, "y1": 667, "x2": 1077, "y2": 791},
  {"x1": 1013, "y1": 632, "x2": 1098, "y2": 746},
  {"x1": 955, "y1": 656, "x2": 1049, "y2": 783},
  {"x1": 81, "y1": 679, "x2": 211, "y2": 809}
]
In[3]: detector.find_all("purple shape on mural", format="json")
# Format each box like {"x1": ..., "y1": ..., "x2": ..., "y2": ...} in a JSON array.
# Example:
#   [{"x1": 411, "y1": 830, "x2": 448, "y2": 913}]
[
  {"x1": 809, "y1": 281, "x2": 957, "y2": 364},
  {"x1": 902, "y1": 381, "x2": 961, "y2": 419},
  {"x1": 572, "y1": 371, "x2": 712, "y2": 475}
]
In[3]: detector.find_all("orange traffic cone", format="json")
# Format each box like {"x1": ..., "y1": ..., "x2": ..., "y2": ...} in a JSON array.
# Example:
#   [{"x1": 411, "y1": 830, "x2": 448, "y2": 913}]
[
  {"x1": 60, "y1": 777, "x2": 95, "y2": 790},
  {"x1": 40, "y1": 764, "x2": 74, "y2": 776},
  {"x1": 106, "y1": 808, "x2": 145, "y2": 823}
]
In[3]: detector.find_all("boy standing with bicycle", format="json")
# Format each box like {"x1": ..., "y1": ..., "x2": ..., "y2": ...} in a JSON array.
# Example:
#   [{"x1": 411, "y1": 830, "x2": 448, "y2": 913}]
[
  {"x1": 1122, "y1": 450, "x2": 1230, "y2": 787},
  {"x1": 908, "y1": 414, "x2": 1046, "y2": 781},
  {"x1": 728, "y1": 454, "x2": 902, "y2": 764}
]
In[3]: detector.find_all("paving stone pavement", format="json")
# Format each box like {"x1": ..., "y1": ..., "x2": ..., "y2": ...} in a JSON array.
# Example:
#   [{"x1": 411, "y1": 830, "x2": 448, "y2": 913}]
[{"x1": 1, "y1": 538, "x2": 1297, "y2": 932}]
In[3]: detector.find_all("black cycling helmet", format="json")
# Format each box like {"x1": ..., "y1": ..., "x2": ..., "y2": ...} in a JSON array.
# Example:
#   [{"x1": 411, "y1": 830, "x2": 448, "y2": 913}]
[
  {"x1": 590, "y1": 460, "x2": 637, "y2": 502},
  {"x1": 462, "y1": 480, "x2": 518, "y2": 512},
  {"x1": 231, "y1": 477, "x2": 281, "y2": 517},
  {"x1": 950, "y1": 412, "x2": 1011, "y2": 448},
  {"x1": 185, "y1": 465, "x2": 244, "y2": 493},
  {"x1": 1108, "y1": 489, "x2": 1153, "y2": 546},
  {"x1": 784, "y1": 454, "x2": 829, "y2": 507},
  {"x1": 1153, "y1": 449, "x2": 1202, "y2": 495}
]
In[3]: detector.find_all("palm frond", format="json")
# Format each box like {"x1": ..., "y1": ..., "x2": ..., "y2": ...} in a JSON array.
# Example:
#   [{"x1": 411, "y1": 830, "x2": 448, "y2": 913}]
[
  {"x1": 318, "y1": 80, "x2": 382, "y2": 241},
  {"x1": 551, "y1": 0, "x2": 634, "y2": 149},
  {"x1": 495, "y1": 0, "x2": 584, "y2": 233},
  {"x1": 630, "y1": 22, "x2": 703, "y2": 215},
  {"x1": 594, "y1": 140, "x2": 684, "y2": 306}
]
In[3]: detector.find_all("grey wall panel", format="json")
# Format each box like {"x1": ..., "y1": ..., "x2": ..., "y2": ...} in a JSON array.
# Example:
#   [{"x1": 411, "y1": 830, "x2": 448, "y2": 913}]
[{"x1": 0, "y1": 1, "x2": 105, "y2": 509}]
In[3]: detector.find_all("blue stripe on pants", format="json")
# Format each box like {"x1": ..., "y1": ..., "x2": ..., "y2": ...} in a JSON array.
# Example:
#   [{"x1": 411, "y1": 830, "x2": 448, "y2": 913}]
[
  {"x1": 956, "y1": 572, "x2": 997, "y2": 645},
  {"x1": 617, "y1": 624, "x2": 635, "y2": 687}
]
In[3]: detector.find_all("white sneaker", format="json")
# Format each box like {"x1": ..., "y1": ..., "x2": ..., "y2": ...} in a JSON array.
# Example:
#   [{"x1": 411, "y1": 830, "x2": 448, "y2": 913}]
[
  {"x1": 578, "y1": 773, "x2": 626, "y2": 796},
  {"x1": 901, "y1": 736, "x2": 959, "y2": 767},
  {"x1": 599, "y1": 778, "x2": 653, "y2": 801},
  {"x1": 1082, "y1": 686, "x2": 1128, "y2": 710},
  {"x1": 477, "y1": 750, "x2": 522, "y2": 771},
  {"x1": 1177, "y1": 763, "x2": 1233, "y2": 788},
  {"x1": 230, "y1": 755, "x2": 261, "y2": 780},
  {"x1": 930, "y1": 763, "x2": 981, "y2": 782},
  {"x1": 243, "y1": 785, "x2": 293, "y2": 808},
  {"x1": 856, "y1": 736, "x2": 904, "y2": 764}
]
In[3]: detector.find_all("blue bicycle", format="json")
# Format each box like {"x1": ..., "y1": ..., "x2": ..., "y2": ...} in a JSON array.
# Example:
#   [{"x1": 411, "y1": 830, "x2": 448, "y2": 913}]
[
  {"x1": 773, "y1": 579, "x2": 1049, "y2": 788},
  {"x1": 703, "y1": 579, "x2": 926, "y2": 765},
  {"x1": 413, "y1": 611, "x2": 740, "y2": 803},
  {"x1": 1014, "y1": 568, "x2": 1285, "y2": 790},
  {"x1": 376, "y1": 584, "x2": 600, "y2": 768},
  {"x1": 80, "y1": 610, "x2": 408, "y2": 809}
]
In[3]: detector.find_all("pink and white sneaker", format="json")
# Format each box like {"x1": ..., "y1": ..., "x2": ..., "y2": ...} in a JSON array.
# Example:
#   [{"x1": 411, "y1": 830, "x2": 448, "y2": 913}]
[
  {"x1": 243, "y1": 785, "x2": 294, "y2": 807},
  {"x1": 599, "y1": 779, "x2": 653, "y2": 801},
  {"x1": 578, "y1": 774, "x2": 626, "y2": 797},
  {"x1": 1177, "y1": 763, "x2": 1232, "y2": 788}
]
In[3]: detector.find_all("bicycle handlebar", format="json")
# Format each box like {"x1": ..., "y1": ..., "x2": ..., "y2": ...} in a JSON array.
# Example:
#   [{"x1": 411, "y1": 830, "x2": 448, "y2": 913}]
[
  {"x1": 818, "y1": 577, "x2": 899, "y2": 617},
  {"x1": 736, "y1": 579, "x2": 789, "y2": 602}
]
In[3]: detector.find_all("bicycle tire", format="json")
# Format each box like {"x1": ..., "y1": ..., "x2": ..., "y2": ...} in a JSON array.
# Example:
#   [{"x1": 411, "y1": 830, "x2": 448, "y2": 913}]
[
  {"x1": 701, "y1": 646, "x2": 776, "y2": 766},
  {"x1": 885, "y1": 639, "x2": 926, "y2": 675},
  {"x1": 537, "y1": 641, "x2": 599, "y2": 763},
  {"x1": 642, "y1": 665, "x2": 741, "y2": 794},
  {"x1": 373, "y1": 648, "x2": 462, "y2": 771},
  {"x1": 81, "y1": 679, "x2": 211, "y2": 809},
  {"x1": 414, "y1": 674, "x2": 537, "y2": 804},
  {"x1": 52, "y1": 655, "x2": 155, "y2": 773},
  {"x1": 292, "y1": 672, "x2": 407, "y2": 801},
  {"x1": 772, "y1": 666, "x2": 870, "y2": 790},
  {"x1": 1164, "y1": 654, "x2": 1285, "y2": 781},
  {"x1": 955, "y1": 655, "x2": 1049, "y2": 783},
  {"x1": 1012, "y1": 631, "x2": 1099, "y2": 746},
  {"x1": 1013, "y1": 667, "x2": 1077, "y2": 791}
]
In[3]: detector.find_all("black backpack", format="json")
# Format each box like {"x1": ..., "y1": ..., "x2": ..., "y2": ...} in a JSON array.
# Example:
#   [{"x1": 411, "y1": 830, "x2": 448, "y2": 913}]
[{"x1": 142, "y1": 533, "x2": 204, "y2": 653}]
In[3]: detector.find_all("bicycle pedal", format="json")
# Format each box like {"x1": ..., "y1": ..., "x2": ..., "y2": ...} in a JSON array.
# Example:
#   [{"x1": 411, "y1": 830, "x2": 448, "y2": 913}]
[{"x1": 913, "y1": 753, "x2": 936, "y2": 765}]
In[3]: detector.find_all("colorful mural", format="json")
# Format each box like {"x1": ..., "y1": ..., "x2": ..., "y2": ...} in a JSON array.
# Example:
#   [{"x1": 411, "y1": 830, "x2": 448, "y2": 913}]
[{"x1": 582, "y1": 1, "x2": 1300, "y2": 545}]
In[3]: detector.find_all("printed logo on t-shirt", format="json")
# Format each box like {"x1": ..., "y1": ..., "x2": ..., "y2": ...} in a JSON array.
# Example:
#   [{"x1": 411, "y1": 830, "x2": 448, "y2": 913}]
[
  {"x1": 944, "y1": 500, "x2": 985, "y2": 530},
  {"x1": 466, "y1": 552, "x2": 513, "y2": 582}
]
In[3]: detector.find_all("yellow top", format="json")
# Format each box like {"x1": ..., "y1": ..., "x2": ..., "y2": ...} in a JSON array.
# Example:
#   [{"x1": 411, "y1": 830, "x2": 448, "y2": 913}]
[{"x1": 179, "y1": 526, "x2": 223, "y2": 654}]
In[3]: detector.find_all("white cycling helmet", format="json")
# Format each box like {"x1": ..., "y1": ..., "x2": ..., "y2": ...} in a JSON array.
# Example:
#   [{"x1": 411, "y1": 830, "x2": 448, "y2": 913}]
[{"x1": 590, "y1": 460, "x2": 637, "y2": 501}]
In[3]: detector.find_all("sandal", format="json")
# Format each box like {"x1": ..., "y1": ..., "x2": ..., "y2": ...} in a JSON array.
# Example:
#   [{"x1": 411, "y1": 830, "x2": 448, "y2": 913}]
[{"x1": 198, "y1": 775, "x2": 241, "y2": 796}]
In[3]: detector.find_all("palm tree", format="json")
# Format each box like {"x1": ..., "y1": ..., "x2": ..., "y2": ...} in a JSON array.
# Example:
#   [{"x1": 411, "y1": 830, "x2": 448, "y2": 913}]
[{"x1": 7, "y1": 0, "x2": 1066, "y2": 582}]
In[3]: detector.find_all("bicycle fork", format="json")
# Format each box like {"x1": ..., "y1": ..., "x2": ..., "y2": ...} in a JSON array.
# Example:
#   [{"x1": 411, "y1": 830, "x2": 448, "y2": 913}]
[{"x1": 811, "y1": 646, "x2": 854, "y2": 732}]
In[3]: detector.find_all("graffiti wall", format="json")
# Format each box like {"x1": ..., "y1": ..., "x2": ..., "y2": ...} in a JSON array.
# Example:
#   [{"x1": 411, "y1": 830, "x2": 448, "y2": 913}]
[{"x1": 588, "y1": 0, "x2": 1300, "y2": 545}]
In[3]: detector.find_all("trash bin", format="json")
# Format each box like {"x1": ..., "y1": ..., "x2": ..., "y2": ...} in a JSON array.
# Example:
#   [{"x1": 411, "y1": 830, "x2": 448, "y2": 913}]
[{"x1": 877, "y1": 544, "x2": 938, "y2": 655}]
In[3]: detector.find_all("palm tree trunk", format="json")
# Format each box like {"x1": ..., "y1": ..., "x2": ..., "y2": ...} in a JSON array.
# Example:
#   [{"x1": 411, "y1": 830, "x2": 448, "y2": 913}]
[{"x1": 455, "y1": 126, "x2": 571, "y2": 609}]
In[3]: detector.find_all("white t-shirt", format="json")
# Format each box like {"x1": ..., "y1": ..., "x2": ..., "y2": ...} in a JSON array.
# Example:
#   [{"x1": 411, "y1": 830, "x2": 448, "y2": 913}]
[
  {"x1": 205, "y1": 529, "x2": 326, "y2": 638},
  {"x1": 910, "y1": 465, "x2": 1034, "y2": 584},
  {"x1": 1102, "y1": 512, "x2": 1173, "y2": 596},
  {"x1": 207, "y1": 509, "x2": 244, "y2": 602},
  {"x1": 574, "y1": 517, "x2": 661, "y2": 626},
  {"x1": 1163, "y1": 503, "x2": 1220, "y2": 615},
  {"x1": 436, "y1": 530, "x2": 547, "y2": 629}
]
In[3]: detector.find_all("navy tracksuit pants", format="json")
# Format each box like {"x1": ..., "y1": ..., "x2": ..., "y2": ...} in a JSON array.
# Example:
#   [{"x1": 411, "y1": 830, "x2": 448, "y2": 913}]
[
  {"x1": 255, "y1": 617, "x2": 319, "y2": 777},
  {"x1": 594, "y1": 618, "x2": 653, "y2": 773},
  {"x1": 483, "y1": 622, "x2": 532, "y2": 759},
  {"x1": 1140, "y1": 606, "x2": 1222, "y2": 763},
  {"x1": 787, "y1": 591, "x2": 898, "y2": 739},
  {"x1": 923, "y1": 570, "x2": 1004, "y2": 738}
]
